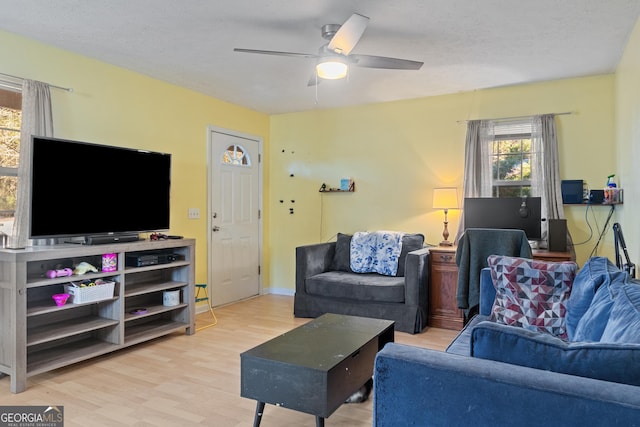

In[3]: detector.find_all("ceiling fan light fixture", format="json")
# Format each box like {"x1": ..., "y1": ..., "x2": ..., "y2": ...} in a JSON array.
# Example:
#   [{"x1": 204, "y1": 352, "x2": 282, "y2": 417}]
[{"x1": 316, "y1": 57, "x2": 348, "y2": 80}]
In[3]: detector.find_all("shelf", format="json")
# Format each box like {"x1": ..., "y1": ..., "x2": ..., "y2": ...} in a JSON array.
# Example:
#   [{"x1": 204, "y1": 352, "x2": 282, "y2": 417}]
[
  {"x1": 27, "y1": 315, "x2": 119, "y2": 346},
  {"x1": 28, "y1": 338, "x2": 119, "y2": 376},
  {"x1": 124, "y1": 303, "x2": 188, "y2": 321},
  {"x1": 27, "y1": 271, "x2": 121, "y2": 288},
  {"x1": 125, "y1": 280, "x2": 187, "y2": 297},
  {"x1": 124, "y1": 318, "x2": 189, "y2": 346},
  {"x1": 27, "y1": 296, "x2": 119, "y2": 317},
  {"x1": 124, "y1": 260, "x2": 190, "y2": 273},
  {"x1": 564, "y1": 201, "x2": 622, "y2": 206},
  {"x1": 319, "y1": 189, "x2": 355, "y2": 193},
  {"x1": 319, "y1": 180, "x2": 355, "y2": 193}
]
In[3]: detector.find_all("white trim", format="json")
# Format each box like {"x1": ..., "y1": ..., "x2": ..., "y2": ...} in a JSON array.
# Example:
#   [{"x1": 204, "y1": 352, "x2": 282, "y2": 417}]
[{"x1": 263, "y1": 287, "x2": 295, "y2": 296}]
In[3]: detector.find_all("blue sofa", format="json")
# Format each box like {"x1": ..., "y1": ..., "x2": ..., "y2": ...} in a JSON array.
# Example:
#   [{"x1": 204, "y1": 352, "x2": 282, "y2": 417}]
[{"x1": 374, "y1": 257, "x2": 640, "y2": 427}]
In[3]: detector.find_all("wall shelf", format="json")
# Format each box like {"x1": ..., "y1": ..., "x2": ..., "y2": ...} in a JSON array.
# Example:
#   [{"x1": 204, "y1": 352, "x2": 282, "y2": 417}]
[
  {"x1": 564, "y1": 202, "x2": 623, "y2": 206},
  {"x1": 319, "y1": 181, "x2": 355, "y2": 193},
  {"x1": 319, "y1": 188, "x2": 355, "y2": 193}
]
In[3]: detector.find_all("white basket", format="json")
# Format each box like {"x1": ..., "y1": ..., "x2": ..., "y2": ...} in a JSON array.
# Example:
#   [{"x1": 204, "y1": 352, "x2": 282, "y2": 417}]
[{"x1": 64, "y1": 281, "x2": 115, "y2": 304}]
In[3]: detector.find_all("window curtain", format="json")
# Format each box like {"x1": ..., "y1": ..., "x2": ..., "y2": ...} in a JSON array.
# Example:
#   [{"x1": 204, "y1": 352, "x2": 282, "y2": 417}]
[
  {"x1": 457, "y1": 114, "x2": 574, "y2": 259},
  {"x1": 11, "y1": 80, "x2": 54, "y2": 248},
  {"x1": 455, "y1": 119, "x2": 493, "y2": 243},
  {"x1": 531, "y1": 114, "x2": 575, "y2": 259}
]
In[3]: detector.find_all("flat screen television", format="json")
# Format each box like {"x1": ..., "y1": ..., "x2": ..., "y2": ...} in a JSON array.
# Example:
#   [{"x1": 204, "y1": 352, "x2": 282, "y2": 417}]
[
  {"x1": 463, "y1": 197, "x2": 542, "y2": 240},
  {"x1": 29, "y1": 136, "x2": 171, "y2": 241}
]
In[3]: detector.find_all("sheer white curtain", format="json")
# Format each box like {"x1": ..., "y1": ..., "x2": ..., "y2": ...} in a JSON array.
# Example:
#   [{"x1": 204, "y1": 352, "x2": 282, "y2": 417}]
[
  {"x1": 11, "y1": 80, "x2": 54, "y2": 248},
  {"x1": 531, "y1": 114, "x2": 575, "y2": 257},
  {"x1": 455, "y1": 120, "x2": 493, "y2": 243},
  {"x1": 457, "y1": 114, "x2": 574, "y2": 258}
]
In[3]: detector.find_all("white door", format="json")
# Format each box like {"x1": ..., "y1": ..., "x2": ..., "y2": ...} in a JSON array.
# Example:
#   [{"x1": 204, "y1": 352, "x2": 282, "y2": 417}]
[{"x1": 208, "y1": 128, "x2": 261, "y2": 306}]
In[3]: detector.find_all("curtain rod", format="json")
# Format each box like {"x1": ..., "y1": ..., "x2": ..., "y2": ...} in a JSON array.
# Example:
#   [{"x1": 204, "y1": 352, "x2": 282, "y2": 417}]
[
  {"x1": 456, "y1": 111, "x2": 574, "y2": 124},
  {"x1": 0, "y1": 71, "x2": 73, "y2": 92}
]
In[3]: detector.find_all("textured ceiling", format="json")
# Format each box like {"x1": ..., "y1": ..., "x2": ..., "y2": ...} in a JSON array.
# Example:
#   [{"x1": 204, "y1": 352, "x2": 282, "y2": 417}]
[{"x1": 1, "y1": 0, "x2": 639, "y2": 114}]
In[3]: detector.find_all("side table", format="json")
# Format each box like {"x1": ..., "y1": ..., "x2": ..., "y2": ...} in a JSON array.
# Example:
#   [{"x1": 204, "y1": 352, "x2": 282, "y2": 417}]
[{"x1": 428, "y1": 246, "x2": 464, "y2": 330}]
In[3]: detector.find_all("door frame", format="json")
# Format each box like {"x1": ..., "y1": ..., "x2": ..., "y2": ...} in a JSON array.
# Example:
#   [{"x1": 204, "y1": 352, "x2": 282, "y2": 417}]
[{"x1": 206, "y1": 125, "x2": 264, "y2": 306}]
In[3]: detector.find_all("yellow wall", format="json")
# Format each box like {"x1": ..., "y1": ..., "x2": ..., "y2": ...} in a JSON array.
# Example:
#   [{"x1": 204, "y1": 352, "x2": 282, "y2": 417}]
[
  {"x1": 269, "y1": 75, "x2": 618, "y2": 291},
  {"x1": 616, "y1": 17, "x2": 640, "y2": 265},
  {"x1": 0, "y1": 30, "x2": 271, "y2": 286},
  {"x1": 3, "y1": 26, "x2": 630, "y2": 296}
]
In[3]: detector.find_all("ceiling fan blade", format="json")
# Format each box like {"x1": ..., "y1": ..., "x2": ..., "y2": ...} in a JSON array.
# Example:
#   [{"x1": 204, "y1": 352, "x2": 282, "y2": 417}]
[
  {"x1": 350, "y1": 54, "x2": 423, "y2": 70},
  {"x1": 327, "y1": 13, "x2": 370, "y2": 55},
  {"x1": 234, "y1": 48, "x2": 317, "y2": 59}
]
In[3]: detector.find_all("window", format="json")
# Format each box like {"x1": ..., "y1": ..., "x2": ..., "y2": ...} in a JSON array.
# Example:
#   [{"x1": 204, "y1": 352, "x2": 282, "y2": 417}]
[
  {"x1": 0, "y1": 88, "x2": 21, "y2": 235},
  {"x1": 461, "y1": 115, "x2": 569, "y2": 246},
  {"x1": 221, "y1": 144, "x2": 251, "y2": 166},
  {"x1": 490, "y1": 120, "x2": 533, "y2": 197}
]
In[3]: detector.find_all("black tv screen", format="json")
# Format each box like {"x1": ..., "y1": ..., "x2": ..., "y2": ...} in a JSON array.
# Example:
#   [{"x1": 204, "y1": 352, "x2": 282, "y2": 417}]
[
  {"x1": 30, "y1": 136, "x2": 171, "y2": 239},
  {"x1": 463, "y1": 197, "x2": 542, "y2": 240}
]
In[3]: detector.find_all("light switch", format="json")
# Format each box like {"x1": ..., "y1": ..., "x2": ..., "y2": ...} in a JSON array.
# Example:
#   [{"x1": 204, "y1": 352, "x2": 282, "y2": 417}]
[{"x1": 188, "y1": 208, "x2": 200, "y2": 219}]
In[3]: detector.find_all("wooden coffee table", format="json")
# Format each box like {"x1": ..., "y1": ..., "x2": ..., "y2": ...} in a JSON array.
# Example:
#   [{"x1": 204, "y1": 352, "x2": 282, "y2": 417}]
[{"x1": 240, "y1": 313, "x2": 395, "y2": 427}]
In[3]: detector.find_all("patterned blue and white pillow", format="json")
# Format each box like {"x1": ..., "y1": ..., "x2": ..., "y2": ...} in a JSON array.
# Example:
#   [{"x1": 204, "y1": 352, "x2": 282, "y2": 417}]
[{"x1": 350, "y1": 231, "x2": 404, "y2": 276}]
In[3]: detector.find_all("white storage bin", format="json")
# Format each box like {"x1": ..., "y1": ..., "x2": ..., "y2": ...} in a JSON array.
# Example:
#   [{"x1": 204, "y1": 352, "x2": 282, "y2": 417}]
[{"x1": 64, "y1": 280, "x2": 115, "y2": 304}]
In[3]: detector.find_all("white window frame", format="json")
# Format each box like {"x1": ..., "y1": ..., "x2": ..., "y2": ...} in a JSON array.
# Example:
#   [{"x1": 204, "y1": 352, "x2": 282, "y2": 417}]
[{"x1": 489, "y1": 120, "x2": 533, "y2": 198}]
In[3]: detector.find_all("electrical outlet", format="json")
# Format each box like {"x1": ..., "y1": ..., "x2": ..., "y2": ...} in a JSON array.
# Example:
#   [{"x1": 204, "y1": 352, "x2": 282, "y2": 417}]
[{"x1": 188, "y1": 208, "x2": 200, "y2": 219}]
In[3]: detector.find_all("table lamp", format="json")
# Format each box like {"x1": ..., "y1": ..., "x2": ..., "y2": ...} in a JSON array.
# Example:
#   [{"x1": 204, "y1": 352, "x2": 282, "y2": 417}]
[{"x1": 432, "y1": 187, "x2": 459, "y2": 246}]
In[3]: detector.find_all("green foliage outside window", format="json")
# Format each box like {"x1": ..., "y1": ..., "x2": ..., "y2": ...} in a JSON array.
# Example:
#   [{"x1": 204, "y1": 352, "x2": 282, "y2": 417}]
[
  {"x1": 0, "y1": 106, "x2": 20, "y2": 219},
  {"x1": 491, "y1": 138, "x2": 532, "y2": 197}
]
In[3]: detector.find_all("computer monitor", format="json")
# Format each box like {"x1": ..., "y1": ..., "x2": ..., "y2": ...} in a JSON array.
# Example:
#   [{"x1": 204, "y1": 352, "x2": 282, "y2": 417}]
[{"x1": 463, "y1": 197, "x2": 542, "y2": 240}]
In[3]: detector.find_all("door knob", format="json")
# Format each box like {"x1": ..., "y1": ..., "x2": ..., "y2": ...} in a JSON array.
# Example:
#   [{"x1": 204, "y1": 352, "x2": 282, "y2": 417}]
[{"x1": 213, "y1": 226, "x2": 220, "y2": 232}]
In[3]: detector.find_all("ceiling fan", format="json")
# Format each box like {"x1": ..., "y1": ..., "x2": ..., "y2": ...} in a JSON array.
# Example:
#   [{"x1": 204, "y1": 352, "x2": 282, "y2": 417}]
[{"x1": 234, "y1": 13, "x2": 423, "y2": 86}]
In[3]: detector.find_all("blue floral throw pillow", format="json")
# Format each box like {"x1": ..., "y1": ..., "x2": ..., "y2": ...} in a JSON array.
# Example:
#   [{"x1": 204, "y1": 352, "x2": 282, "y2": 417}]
[{"x1": 350, "y1": 231, "x2": 404, "y2": 276}]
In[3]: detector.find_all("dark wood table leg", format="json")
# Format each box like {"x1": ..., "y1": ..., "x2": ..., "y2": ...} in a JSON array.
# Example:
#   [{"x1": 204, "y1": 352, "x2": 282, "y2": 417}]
[
  {"x1": 316, "y1": 416, "x2": 325, "y2": 427},
  {"x1": 253, "y1": 401, "x2": 265, "y2": 427}
]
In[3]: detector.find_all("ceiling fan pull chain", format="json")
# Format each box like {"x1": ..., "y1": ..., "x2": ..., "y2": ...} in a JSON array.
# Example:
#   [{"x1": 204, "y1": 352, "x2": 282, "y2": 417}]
[{"x1": 315, "y1": 74, "x2": 319, "y2": 105}]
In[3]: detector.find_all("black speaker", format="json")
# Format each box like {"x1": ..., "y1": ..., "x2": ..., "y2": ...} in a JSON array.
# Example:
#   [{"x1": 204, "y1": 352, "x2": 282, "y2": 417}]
[
  {"x1": 548, "y1": 219, "x2": 567, "y2": 252},
  {"x1": 589, "y1": 189, "x2": 605, "y2": 204},
  {"x1": 561, "y1": 180, "x2": 584, "y2": 204},
  {"x1": 84, "y1": 233, "x2": 139, "y2": 245}
]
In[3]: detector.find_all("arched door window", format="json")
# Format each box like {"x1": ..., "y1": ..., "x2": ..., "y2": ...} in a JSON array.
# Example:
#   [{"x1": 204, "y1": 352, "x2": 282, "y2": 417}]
[{"x1": 221, "y1": 144, "x2": 251, "y2": 166}]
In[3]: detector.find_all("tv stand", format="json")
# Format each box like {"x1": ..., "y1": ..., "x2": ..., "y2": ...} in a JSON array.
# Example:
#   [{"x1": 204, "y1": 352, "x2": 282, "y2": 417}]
[
  {"x1": 0, "y1": 238, "x2": 195, "y2": 393},
  {"x1": 84, "y1": 233, "x2": 140, "y2": 245}
]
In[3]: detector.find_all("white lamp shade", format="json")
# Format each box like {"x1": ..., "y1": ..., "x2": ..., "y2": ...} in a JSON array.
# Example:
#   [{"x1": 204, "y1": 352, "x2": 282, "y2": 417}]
[{"x1": 433, "y1": 187, "x2": 459, "y2": 209}]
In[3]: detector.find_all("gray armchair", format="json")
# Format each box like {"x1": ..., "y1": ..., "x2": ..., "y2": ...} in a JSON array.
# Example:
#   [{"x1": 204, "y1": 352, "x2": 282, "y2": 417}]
[{"x1": 294, "y1": 236, "x2": 429, "y2": 334}]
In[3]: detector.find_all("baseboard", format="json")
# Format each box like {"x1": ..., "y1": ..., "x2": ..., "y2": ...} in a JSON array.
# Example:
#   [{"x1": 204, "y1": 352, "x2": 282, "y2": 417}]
[{"x1": 263, "y1": 287, "x2": 295, "y2": 296}]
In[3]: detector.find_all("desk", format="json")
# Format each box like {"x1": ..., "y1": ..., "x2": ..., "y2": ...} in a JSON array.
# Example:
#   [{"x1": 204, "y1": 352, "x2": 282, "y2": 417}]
[{"x1": 532, "y1": 249, "x2": 573, "y2": 262}]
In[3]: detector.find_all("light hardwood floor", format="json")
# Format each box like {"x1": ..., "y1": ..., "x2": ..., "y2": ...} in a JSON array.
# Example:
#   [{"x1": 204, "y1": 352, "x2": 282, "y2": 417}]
[{"x1": 0, "y1": 295, "x2": 459, "y2": 426}]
